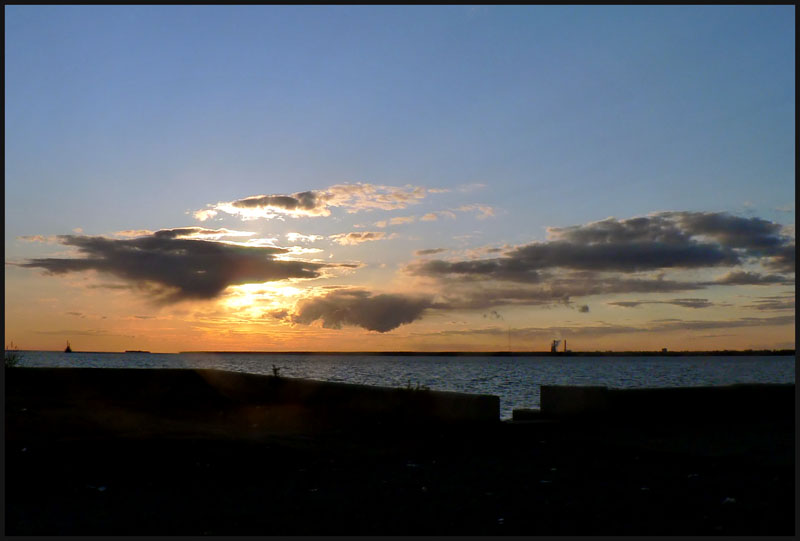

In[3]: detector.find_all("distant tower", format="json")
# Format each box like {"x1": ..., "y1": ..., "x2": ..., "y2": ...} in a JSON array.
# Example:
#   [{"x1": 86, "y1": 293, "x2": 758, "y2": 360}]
[
  {"x1": 564, "y1": 339, "x2": 567, "y2": 353},
  {"x1": 551, "y1": 339, "x2": 560, "y2": 353}
]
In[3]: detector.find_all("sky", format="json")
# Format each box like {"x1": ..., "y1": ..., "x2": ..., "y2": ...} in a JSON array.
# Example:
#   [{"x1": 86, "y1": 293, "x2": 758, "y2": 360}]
[{"x1": 5, "y1": 5, "x2": 795, "y2": 353}]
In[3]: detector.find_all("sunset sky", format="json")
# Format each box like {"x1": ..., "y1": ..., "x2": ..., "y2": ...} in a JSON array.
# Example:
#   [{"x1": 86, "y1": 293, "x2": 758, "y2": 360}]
[{"x1": 5, "y1": 6, "x2": 795, "y2": 352}]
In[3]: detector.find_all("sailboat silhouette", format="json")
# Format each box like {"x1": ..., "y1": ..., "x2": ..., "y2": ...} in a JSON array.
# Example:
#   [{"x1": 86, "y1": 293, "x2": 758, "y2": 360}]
[{"x1": 64, "y1": 340, "x2": 72, "y2": 353}]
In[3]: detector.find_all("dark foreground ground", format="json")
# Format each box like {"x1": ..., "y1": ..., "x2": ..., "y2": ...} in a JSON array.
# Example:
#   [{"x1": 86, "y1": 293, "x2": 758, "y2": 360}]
[{"x1": 5, "y1": 373, "x2": 796, "y2": 535}]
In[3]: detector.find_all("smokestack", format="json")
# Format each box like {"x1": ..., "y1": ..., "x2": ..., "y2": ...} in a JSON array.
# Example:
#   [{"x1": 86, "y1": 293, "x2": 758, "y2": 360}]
[{"x1": 564, "y1": 339, "x2": 567, "y2": 352}]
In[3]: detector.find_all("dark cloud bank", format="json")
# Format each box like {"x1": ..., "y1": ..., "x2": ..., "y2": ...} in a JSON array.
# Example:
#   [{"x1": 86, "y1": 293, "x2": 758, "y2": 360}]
[
  {"x1": 409, "y1": 211, "x2": 795, "y2": 310},
  {"x1": 15, "y1": 211, "x2": 795, "y2": 334},
  {"x1": 286, "y1": 289, "x2": 434, "y2": 333},
  {"x1": 414, "y1": 211, "x2": 793, "y2": 279},
  {"x1": 19, "y1": 229, "x2": 351, "y2": 303}
]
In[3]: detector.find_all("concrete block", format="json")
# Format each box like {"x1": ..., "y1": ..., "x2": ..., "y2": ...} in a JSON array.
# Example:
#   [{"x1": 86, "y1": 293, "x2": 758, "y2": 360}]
[{"x1": 540, "y1": 385, "x2": 610, "y2": 418}]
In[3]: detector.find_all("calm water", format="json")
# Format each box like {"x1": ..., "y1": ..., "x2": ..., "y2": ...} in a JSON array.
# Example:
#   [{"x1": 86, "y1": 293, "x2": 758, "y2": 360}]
[{"x1": 16, "y1": 351, "x2": 796, "y2": 419}]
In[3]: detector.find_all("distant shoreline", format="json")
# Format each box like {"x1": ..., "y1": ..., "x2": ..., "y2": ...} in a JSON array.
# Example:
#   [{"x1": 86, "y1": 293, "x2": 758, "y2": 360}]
[
  {"x1": 181, "y1": 349, "x2": 795, "y2": 356},
  {"x1": 17, "y1": 349, "x2": 795, "y2": 356}
]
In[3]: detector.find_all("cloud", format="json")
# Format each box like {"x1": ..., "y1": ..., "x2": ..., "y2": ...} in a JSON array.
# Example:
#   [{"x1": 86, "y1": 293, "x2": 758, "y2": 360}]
[
  {"x1": 405, "y1": 212, "x2": 794, "y2": 309},
  {"x1": 389, "y1": 216, "x2": 416, "y2": 226},
  {"x1": 373, "y1": 216, "x2": 416, "y2": 228},
  {"x1": 115, "y1": 227, "x2": 257, "y2": 241},
  {"x1": 710, "y1": 270, "x2": 793, "y2": 285},
  {"x1": 114, "y1": 229, "x2": 155, "y2": 237},
  {"x1": 548, "y1": 211, "x2": 794, "y2": 263},
  {"x1": 411, "y1": 257, "x2": 544, "y2": 283},
  {"x1": 664, "y1": 211, "x2": 790, "y2": 253},
  {"x1": 417, "y1": 315, "x2": 794, "y2": 340},
  {"x1": 763, "y1": 244, "x2": 795, "y2": 273},
  {"x1": 33, "y1": 329, "x2": 135, "y2": 338},
  {"x1": 430, "y1": 273, "x2": 706, "y2": 310},
  {"x1": 18, "y1": 230, "x2": 346, "y2": 303},
  {"x1": 194, "y1": 209, "x2": 218, "y2": 221},
  {"x1": 286, "y1": 232, "x2": 324, "y2": 243},
  {"x1": 649, "y1": 315, "x2": 795, "y2": 332},
  {"x1": 266, "y1": 308, "x2": 290, "y2": 320},
  {"x1": 411, "y1": 242, "x2": 738, "y2": 279},
  {"x1": 743, "y1": 294, "x2": 795, "y2": 312},
  {"x1": 456, "y1": 204, "x2": 495, "y2": 219},
  {"x1": 287, "y1": 289, "x2": 434, "y2": 332},
  {"x1": 457, "y1": 183, "x2": 487, "y2": 192},
  {"x1": 406, "y1": 211, "x2": 793, "y2": 312},
  {"x1": 411, "y1": 211, "x2": 794, "y2": 281},
  {"x1": 17, "y1": 235, "x2": 57, "y2": 243},
  {"x1": 85, "y1": 283, "x2": 134, "y2": 290},
  {"x1": 415, "y1": 248, "x2": 447, "y2": 256},
  {"x1": 329, "y1": 231, "x2": 389, "y2": 245},
  {"x1": 420, "y1": 210, "x2": 457, "y2": 222},
  {"x1": 195, "y1": 183, "x2": 429, "y2": 221},
  {"x1": 608, "y1": 298, "x2": 715, "y2": 309},
  {"x1": 283, "y1": 246, "x2": 324, "y2": 256},
  {"x1": 510, "y1": 240, "x2": 738, "y2": 272}
]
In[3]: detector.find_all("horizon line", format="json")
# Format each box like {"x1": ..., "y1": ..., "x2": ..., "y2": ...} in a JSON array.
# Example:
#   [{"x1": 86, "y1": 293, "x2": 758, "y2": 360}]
[{"x1": 14, "y1": 348, "x2": 796, "y2": 356}]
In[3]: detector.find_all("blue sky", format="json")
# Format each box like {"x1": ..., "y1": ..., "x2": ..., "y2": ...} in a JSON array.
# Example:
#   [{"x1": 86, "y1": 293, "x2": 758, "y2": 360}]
[{"x1": 5, "y1": 6, "x2": 795, "y2": 352}]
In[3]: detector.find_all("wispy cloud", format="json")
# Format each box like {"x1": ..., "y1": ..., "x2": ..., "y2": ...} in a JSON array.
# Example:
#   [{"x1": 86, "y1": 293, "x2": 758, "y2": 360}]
[
  {"x1": 415, "y1": 248, "x2": 447, "y2": 256},
  {"x1": 115, "y1": 227, "x2": 257, "y2": 241},
  {"x1": 743, "y1": 294, "x2": 795, "y2": 312},
  {"x1": 608, "y1": 298, "x2": 715, "y2": 309},
  {"x1": 17, "y1": 235, "x2": 57, "y2": 243},
  {"x1": 389, "y1": 216, "x2": 416, "y2": 226},
  {"x1": 418, "y1": 315, "x2": 794, "y2": 340},
  {"x1": 329, "y1": 231, "x2": 391, "y2": 245},
  {"x1": 286, "y1": 232, "x2": 324, "y2": 243},
  {"x1": 710, "y1": 270, "x2": 793, "y2": 286},
  {"x1": 456, "y1": 204, "x2": 495, "y2": 219},
  {"x1": 420, "y1": 210, "x2": 457, "y2": 222},
  {"x1": 33, "y1": 329, "x2": 135, "y2": 337},
  {"x1": 428, "y1": 273, "x2": 706, "y2": 311}
]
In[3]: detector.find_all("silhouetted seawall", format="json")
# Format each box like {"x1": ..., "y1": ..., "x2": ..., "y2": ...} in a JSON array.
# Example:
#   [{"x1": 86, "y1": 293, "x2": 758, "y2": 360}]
[
  {"x1": 6, "y1": 367, "x2": 500, "y2": 425},
  {"x1": 538, "y1": 383, "x2": 795, "y2": 422}
]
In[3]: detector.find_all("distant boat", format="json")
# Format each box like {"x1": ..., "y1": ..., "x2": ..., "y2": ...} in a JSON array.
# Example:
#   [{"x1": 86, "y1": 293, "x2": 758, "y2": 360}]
[
  {"x1": 125, "y1": 350, "x2": 150, "y2": 353},
  {"x1": 64, "y1": 341, "x2": 72, "y2": 353}
]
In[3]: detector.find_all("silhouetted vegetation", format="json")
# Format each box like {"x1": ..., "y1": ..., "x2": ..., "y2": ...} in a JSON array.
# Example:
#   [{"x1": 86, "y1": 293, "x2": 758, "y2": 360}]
[
  {"x1": 5, "y1": 342, "x2": 23, "y2": 368},
  {"x1": 406, "y1": 379, "x2": 430, "y2": 391}
]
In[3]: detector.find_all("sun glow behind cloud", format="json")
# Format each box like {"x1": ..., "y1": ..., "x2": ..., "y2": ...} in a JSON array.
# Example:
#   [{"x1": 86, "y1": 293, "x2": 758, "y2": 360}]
[{"x1": 222, "y1": 283, "x2": 305, "y2": 317}]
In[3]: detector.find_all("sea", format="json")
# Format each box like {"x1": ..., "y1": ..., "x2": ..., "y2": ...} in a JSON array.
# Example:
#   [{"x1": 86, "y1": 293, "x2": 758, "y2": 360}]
[{"x1": 16, "y1": 351, "x2": 796, "y2": 420}]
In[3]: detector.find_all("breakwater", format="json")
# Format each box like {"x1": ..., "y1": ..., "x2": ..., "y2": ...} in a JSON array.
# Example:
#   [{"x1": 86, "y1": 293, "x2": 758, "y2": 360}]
[
  {"x1": 6, "y1": 367, "x2": 500, "y2": 425},
  {"x1": 523, "y1": 383, "x2": 795, "y2": 422}
]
